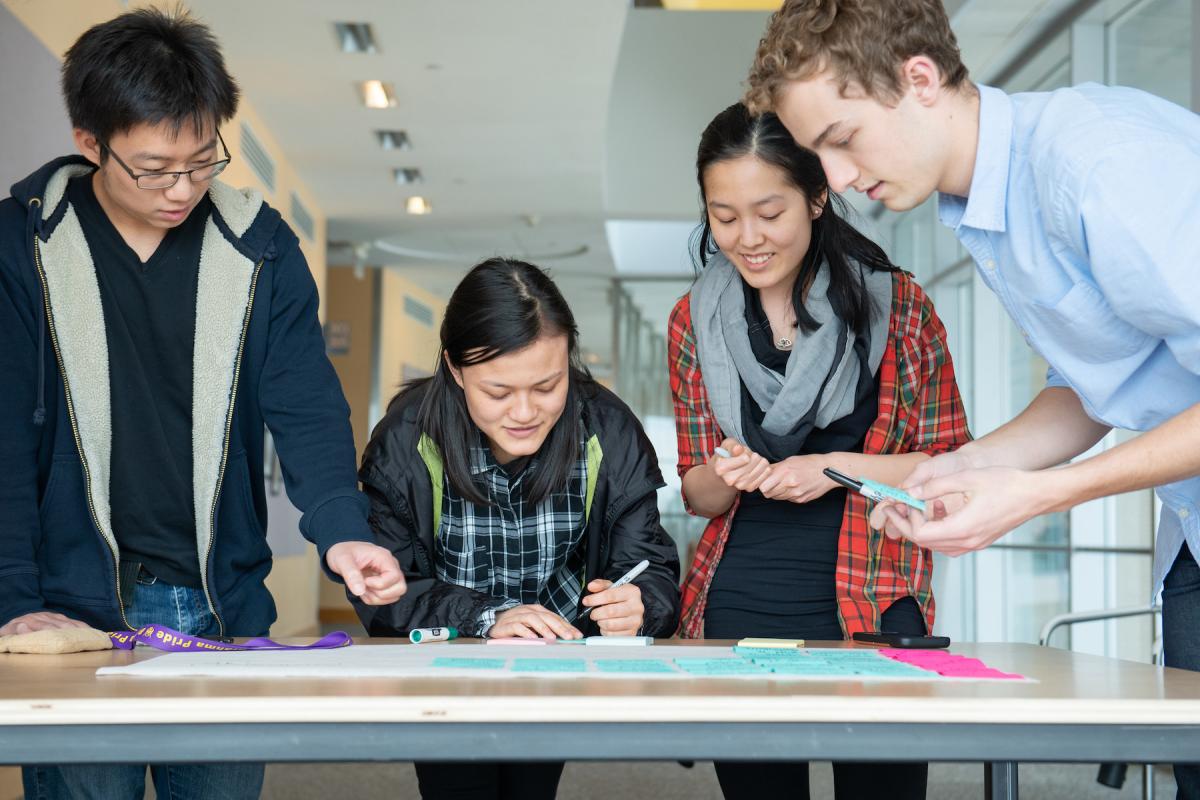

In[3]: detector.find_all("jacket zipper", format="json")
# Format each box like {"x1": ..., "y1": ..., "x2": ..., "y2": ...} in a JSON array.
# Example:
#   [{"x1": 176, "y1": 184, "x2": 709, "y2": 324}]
[
  {"x1": 201, "y1": 259, "x2": 265, "y2": 640},
  {"x1": 400, "y1": 500, "x2": 433, "y2": 575},
  {"x1": 33, "y1": 234, "x2": 133, "y2": 630}
]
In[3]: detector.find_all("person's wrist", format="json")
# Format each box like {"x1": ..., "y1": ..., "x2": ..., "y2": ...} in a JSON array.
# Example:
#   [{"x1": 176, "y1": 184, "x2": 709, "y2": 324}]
[
  {"x1": 956, "y1": 442, "x2": 989, "y2": 469},
  {"x1": 1040, "y1": 463, "x2": 1094, "y2": 514}
]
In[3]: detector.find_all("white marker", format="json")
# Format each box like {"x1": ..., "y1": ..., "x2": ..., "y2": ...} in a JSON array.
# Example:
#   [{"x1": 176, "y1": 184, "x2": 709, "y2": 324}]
[
  {"x1": 580, "y1": 559, "x2": 650, "y2": 620},
  {"x1": 409, "y1": 627, "x2": 458, "y2": 643}
]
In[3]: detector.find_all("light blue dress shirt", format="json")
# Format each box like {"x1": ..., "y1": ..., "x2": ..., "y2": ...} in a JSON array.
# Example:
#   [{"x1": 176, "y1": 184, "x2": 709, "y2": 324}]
[{"x1": 938, "y1": 83, "x2": 1200, "y2": 597}]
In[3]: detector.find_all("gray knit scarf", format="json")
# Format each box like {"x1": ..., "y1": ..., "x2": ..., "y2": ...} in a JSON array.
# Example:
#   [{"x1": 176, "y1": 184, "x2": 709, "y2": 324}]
[{"x1": 690, "y1": 251, "x2": 892, "y2": 446}]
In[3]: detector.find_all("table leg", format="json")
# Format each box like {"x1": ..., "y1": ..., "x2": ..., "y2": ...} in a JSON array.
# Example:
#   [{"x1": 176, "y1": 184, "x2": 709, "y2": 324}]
[{"x1": 985, "y1": 761, "x2": 1019, "y2": 800}]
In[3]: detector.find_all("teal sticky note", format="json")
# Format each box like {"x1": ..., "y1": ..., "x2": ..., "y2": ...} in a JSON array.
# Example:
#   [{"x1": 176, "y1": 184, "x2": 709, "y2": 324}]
[
  {"x1": 733, "y1": 646, "x2": 806, "y2": 657},
  {"x1": 431, "y1": 657, "x2": 506, "y2": 670},
  {"x1": 511, "y1": 658, "x2": 588, "y2": 673},
  {"x1": 594, "y1": 659, "x2": 676, "y2": 673},
  {"x1": 674, "y1": 658, "x2": 767, "y2": 675},
  {"x1": 768, "y1": 662, "x2": 845, "y2": 675}
]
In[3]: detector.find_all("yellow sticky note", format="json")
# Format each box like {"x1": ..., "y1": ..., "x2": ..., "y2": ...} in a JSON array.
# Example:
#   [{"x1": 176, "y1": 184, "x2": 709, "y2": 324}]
[{"x1": 737, "y1": 638, "x2": 805, "y2": 649}]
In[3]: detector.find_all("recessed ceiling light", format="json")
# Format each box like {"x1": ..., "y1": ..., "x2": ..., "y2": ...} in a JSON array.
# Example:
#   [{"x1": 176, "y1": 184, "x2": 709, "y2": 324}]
[
  {"x1": 405, "y1": 196, "x2": 432, "y2": 215},
  {"x1": 393, "y1": 168, "x2": 423, "y2": 185},
  {"x1": 359, "y1": 80, "x2": 397, "y2": 109},
  {"x1": 334, "y1": 22, "x2": 377, "y2": 54},
  {"x1": 375, "y1": 130, "x2": 411, "y2": 150}
]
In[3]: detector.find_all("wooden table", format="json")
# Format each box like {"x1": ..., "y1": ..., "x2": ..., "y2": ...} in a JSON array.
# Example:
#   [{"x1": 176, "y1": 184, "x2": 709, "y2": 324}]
[{"x1": 2, "y1": 640, "x2": 1199, "y2": 799}]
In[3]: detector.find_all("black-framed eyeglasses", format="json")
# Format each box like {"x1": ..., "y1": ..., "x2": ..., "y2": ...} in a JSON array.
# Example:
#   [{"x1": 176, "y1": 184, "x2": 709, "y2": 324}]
[{"x1": 101, "y1": 130, "x2": 232, "y2": 190}]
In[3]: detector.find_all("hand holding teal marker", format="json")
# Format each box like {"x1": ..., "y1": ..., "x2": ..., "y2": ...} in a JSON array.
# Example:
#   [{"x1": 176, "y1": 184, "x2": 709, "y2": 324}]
[{"x1": 822, "y1": 467, "x2": 927, "y2": 513}]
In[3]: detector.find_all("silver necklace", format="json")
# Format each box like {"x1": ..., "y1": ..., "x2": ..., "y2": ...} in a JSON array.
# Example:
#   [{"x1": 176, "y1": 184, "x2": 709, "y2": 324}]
[{"x1": 776, "y1": 334, "x2": 793, "y2": 349}]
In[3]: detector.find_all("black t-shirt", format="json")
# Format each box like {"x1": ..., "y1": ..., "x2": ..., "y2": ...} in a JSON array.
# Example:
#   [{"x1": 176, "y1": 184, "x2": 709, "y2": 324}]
[
  {"x1": 735, "y1": 281, "x2": 878, "y2": 527},
  {"x1": 68, "y1": 174, "x2": 208, "y2": 588}
]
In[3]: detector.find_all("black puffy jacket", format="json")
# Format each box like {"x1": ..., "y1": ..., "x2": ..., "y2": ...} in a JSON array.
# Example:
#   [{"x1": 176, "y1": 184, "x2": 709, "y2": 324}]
[{"x1": 352, "y1": 380, "x2": 681, "y2": 638}]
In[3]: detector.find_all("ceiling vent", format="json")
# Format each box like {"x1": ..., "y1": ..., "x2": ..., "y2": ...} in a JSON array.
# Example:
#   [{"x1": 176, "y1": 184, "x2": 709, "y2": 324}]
[
  {"x1": 393, "y1": 168, "x2": 423, "y2": 185},
  {"x1": 290, "y1": 192, "x2": 314, "y2": 241},
  {"x1": 239, "y1": 122, "x2": 276, "y2": 192},
  {"x1": 334, "y1": 22, "x2": 377, "y2": 54},
  {"x1": 404, "y1": 296, "x2": 434, "y2": 327},
  {"x1": 376, "y1": 130, "x2": 412, "y2": 150}
]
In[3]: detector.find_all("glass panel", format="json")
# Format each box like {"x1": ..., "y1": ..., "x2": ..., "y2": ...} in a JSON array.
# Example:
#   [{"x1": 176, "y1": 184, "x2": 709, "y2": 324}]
[
  {"x1": 1005, "y1": 325, "x2": 1070, "y2": 546},
  {"x1": 932, "y1": 551, "x2": 976, "y2": 643},
  {"x1": 1004, "y1": 30, "x2": 1071, "y2": 92},
  {"x1": 931, "y1": 268, "x2": 974, "y2": 423},
  {"x1": 1109, "y1": 0, "x2": 1192, "y2": 108},
  {"x1": 1068, "y1": 552, "x2": 1156, "y2": 661},
  {"x1": 1001, "y1": 548, "x2": 1070, "y2": 643}
]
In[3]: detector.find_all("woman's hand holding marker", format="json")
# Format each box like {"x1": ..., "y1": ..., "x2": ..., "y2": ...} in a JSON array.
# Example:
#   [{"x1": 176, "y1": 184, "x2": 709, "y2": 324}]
[
  {"x1": 582, "y1": 579, "x2": 644, "y2": 637},
  {"x1": 581, "y1": 559, "x2": 650, "y2": 637},
  {"x1": 710, "y1": 438, "x2": 772, "y2": 492}
]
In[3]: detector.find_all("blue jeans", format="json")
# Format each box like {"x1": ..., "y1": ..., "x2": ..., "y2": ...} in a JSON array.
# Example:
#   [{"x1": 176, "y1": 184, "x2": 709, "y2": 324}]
[
  {"x1": 22, "y1": 569, "x2": 266, "y2": 800},
  {"x1": 1163, "y1": 548, "x2": 1200, "y2": 800}
]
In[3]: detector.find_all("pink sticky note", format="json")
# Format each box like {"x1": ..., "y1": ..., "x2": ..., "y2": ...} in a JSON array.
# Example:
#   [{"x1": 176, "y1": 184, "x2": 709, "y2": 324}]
[{"x1": 878, "y1": 649, "x2": 1026, "y2": 680}]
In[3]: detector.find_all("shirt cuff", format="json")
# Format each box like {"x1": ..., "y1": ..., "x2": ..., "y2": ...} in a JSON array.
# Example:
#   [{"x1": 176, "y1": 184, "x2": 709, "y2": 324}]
[{"x1": 477, "y1": 599, "x2": 521, "y2": 638}]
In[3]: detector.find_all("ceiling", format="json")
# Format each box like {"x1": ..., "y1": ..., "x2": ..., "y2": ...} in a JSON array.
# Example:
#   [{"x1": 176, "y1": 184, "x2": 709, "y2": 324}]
[{"x1": 185, "y1": 0, "x2": 1074, "y2": 371}]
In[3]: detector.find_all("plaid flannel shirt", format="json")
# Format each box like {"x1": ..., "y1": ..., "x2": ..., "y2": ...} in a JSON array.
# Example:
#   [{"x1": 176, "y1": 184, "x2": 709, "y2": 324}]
[
  {"x1": 436, "y1": 436, "x2": 588, "y2": 636},
  {"x1": 669, "y1": 271, "x2": 971, "y2": 638}
]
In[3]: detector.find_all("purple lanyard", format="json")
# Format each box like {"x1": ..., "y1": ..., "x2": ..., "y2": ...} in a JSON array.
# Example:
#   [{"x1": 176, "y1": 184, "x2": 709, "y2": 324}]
[{"x1": 108, "y1": 624, "x2": 351, "y2": 652}]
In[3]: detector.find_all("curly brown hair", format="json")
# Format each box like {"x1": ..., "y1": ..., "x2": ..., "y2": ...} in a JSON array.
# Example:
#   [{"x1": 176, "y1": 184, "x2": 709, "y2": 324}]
[{"x1": 745, "y1": 0, "x2": 970, "y2": 113}]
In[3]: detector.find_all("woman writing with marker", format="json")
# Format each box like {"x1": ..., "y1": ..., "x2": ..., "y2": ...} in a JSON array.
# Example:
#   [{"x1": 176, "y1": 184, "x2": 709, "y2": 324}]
[
  {"x1": 668, "y1": 104, "x2": 970, "y2": 800},
  {"x1": 354, "y1": 257, "x2": 680, "y2": 800}
]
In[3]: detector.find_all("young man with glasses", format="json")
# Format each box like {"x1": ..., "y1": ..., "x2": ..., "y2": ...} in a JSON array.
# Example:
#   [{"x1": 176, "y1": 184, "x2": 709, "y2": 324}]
[
  {"x1": 0, "y1": 8, "x2": 406, "y2": 798},
  {"x1": 745, "y1": 1, "x2": 1200, "y2": 795}
]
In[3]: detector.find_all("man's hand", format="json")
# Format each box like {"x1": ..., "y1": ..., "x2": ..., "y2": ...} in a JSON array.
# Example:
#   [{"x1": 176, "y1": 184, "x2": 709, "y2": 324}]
[
  {"x1": 871, "y1": 466, "x2": 1056, "y2": 556},
  {"x1": 582, "y1": 579, "x2": 644, "y2": 637},
  {"x1": 326, "y1": 541, "x2": 407, "y2": 605},
  {"x1": 490, "y1": 605, "x2": 582, "y2": 640},
  {"x1": 759, "y1": 455, "x2": 837, "y2": 503},
  {"x1": 711, "y1": 438, "x2": 771, "y2": 493},
  {"x1": 0, "y1": 611, "x2": 90, "y2": 637}
]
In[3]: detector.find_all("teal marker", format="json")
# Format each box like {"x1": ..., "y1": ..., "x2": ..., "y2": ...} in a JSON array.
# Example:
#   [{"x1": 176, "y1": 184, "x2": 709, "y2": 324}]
[
  {"x1": 409, "y1": 627, "x2": 459, "y2": 643},
  {"x1": 822, "y1": 467, "x2": 927, "y2": 513}
]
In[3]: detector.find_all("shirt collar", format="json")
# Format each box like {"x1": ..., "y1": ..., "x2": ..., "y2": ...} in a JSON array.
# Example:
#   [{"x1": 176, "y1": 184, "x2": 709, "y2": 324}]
[
  {"x1": 937, "y1": 84, "x2": 1013, "y2": 233},
  {"x1": 469, "y1": 431, "x2": 499, "y2": 477}
]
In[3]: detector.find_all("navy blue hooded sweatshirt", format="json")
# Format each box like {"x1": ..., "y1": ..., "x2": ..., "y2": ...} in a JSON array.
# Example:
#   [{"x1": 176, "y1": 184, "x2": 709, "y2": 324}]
[{"x1": 0, "y1": 157, "x2": 373, "y2": 636}]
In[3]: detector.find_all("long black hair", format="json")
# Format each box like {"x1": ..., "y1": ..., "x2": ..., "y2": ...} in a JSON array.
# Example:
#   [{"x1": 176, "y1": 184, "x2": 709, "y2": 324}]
[
  {"x1": 693, "y1": 102, "x2": 898, "y2": 334},
  {"x1": 391, "y1": 258, "x2": 591, "y2": 507}
]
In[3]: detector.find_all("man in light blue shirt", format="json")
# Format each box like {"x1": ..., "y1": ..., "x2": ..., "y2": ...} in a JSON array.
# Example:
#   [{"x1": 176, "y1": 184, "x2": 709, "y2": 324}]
[{"x1": 746, "y1": 1, "x2": 1200, "y2": 795}]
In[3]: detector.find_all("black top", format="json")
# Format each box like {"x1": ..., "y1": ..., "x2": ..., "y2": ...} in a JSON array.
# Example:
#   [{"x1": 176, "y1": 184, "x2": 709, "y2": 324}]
[
  {"x1": 69, "y1": 175, "x2": 208, "y2": 588},
  {"x1": 705, "y1": 282, "x2": 879, "y2": 637},
  {"x1": 735, "y1": 281, "x2": 878, "y2": 525}
]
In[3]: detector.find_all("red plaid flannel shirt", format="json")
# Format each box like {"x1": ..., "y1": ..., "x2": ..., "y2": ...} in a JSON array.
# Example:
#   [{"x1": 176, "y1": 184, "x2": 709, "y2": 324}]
[{"x1": 669, "y1": 271, "x2": 971, "y2": 638}]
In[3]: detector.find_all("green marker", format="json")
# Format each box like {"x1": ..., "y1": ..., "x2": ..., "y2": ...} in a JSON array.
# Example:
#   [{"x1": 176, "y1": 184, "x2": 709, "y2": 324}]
[{"x1": 409, "y1": 627, "x2": 459, "y2": 643}]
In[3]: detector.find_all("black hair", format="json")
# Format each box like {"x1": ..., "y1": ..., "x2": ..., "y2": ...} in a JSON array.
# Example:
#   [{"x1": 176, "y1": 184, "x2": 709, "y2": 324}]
[
  {"x1": 392, "y1": 258, "x2": 591, "y2": 507},
  {"x1": 61, "y1": 6, "x2": 239, "y2": 145},
  {"x1": 692, "y1": 102, "x2": 898, "y2": 334}
]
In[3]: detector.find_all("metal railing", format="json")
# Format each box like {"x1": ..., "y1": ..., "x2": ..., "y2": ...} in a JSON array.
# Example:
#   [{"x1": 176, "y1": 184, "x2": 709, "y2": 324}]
[{"x1": 1039, "y1": 604, "x2": 1163, "y2": 800}]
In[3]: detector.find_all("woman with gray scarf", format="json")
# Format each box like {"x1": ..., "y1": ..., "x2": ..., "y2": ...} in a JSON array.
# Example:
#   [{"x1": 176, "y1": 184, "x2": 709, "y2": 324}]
[{"x1": 669, "y1": 103, "x2": 971, "y2": 800}]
